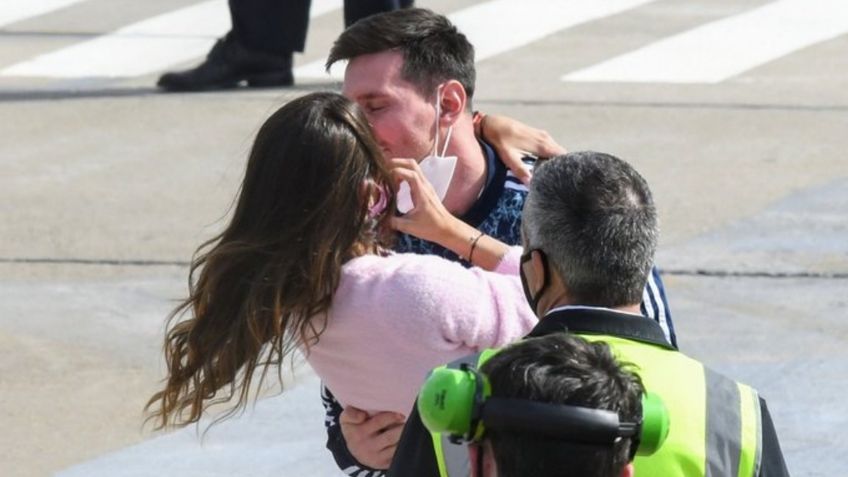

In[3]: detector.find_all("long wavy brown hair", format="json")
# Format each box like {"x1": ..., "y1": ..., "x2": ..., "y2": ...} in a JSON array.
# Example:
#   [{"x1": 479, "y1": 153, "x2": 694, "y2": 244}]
[{"x1": 146, "y1": 92, "x2": 395, "y2": 428}]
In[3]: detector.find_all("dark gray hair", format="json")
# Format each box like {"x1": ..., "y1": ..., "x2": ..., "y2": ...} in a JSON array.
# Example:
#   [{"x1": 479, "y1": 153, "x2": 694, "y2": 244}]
[{"x1": 523, "y1": 151, "x2": 658, "y2": 307}]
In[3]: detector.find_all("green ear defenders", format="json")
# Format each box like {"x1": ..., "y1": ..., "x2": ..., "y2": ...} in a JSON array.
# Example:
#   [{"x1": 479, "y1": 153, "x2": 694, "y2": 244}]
[{"x1": 417, "y1": 363, "x2": 670, "y2": 457}]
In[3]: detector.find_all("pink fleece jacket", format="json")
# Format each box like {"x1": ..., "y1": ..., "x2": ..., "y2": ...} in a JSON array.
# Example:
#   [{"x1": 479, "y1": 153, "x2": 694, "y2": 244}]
[{"x1": 303, "y1": 246, "x2": 537, "y2": 415}]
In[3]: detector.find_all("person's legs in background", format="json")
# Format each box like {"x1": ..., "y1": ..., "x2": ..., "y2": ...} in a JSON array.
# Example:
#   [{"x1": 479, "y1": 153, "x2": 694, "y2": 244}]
[
  {"x1": 231, "y1": 0, "x2": 310, "y2": 57},
  {"x1": 157, "y1": 0, "x2": 413, "y2": 92},
  {"x1": 344, "y1": 0, "x2": 412, "y2": 26},
  {"x1": 157, "y1": 0, "x2": 308, "y2": 92}
]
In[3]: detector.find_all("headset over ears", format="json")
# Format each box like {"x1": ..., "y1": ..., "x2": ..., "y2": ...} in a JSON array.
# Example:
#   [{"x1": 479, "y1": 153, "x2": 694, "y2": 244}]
[{"x1": 418, "y1": 362, "x2": 670, "y2": 458}]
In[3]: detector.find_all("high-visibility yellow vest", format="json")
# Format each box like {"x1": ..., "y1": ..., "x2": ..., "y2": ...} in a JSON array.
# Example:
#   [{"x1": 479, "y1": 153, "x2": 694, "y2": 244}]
[{"x1": 431, "y1": 334, "x2": 762, "y2": 477}]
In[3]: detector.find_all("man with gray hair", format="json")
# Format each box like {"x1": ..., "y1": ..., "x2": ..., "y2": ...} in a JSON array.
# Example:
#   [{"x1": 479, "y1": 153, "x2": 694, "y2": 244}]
[
  {"x1": 389, "y1": 151, "x2": 789, "y2": 476},
  {"x1": 520, "y1": 151, "x2": 659, "y2": 315}
]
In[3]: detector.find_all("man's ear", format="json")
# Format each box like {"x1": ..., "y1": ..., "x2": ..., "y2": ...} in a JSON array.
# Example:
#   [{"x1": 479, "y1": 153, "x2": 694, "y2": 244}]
[
  {"x1": 528, "y1": 249, "x2": 547, "y2": 292},
  {"x1": 483, "y1": 440, "x2": 498, "y2": 477},
  {"x1": 468, "y1": 444, "x2": 482, "y2": 477},
  {"x1": 439, "y1": 80, "x2": 466, "y2": 126},
  {"x1": 468, "y1": 442, "x2": 498, "y2": 477}
]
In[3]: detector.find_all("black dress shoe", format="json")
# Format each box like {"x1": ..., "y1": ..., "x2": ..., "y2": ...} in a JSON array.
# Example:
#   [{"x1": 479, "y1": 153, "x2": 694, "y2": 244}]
[{"x1": 157, "y1": 34, "x2": 294, "y2": 92}]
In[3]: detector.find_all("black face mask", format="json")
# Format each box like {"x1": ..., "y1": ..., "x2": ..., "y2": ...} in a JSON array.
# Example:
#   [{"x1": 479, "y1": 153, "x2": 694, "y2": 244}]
[{"x1": 519, "y1": 249, "x2": 548, "y2": 315}]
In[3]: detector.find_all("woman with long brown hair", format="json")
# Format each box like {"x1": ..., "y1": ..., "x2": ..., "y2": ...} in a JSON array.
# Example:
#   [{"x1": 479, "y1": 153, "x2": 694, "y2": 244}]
[{"x1": 146, "y1": 92, "x2": 535, "y2": 428}]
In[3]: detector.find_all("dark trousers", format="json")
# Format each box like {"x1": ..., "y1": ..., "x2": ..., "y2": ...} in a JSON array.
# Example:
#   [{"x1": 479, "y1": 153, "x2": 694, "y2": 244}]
[{"x1": 230, "y1": 0, "x2": 413, "y2": 57}]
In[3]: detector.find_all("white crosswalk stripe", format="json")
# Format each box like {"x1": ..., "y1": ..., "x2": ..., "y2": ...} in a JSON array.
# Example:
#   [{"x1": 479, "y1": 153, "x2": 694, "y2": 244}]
[
  {"x1": 1, "y1": 1, "x2": 845, "y2": 84},
  {"x1": 2, "y1": 0, "x2": 229, "y2": 78},
  {"x1": 294, "y1": 0, "x2": 658, "y2": 80},
  {"x1": 0, "y1": 0, "x2": 342, "y2": 79},
  {"x1": 0, "y1": 0, "x2": 84, "y2": 28},
  {"x1": 562, "y1": 0, "x2": 848, "y2": 84}
]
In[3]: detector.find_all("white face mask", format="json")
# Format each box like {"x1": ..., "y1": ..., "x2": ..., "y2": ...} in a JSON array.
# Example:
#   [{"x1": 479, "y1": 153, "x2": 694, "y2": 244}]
[{"x1": 396, "y1": 86, "x2": 458, "y2": 214}]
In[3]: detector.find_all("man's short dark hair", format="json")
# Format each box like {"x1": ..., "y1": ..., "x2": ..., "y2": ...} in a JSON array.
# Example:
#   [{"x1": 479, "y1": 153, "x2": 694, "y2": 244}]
[
  {"x1": 327, "y1": 8, "x2": 476, "y2": 103},
  {"x1": 480, "y1": 333, "x2": 643, "y2": 477},
  {"x1": 523, "y1": 151, "x2": 658, "y2": 307}
]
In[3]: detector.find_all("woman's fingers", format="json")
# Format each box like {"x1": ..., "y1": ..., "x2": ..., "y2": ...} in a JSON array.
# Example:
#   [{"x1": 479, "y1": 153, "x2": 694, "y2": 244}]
[
  {"x1": 530, "y1": 129, "x2": 567, "y2": 158},
  {"x1": 481, "y1": 114, "x2": 568, "y2": 185},
  {"x1": 390, "y1": 160, "x2": 438, "y2": 211},
  {"x1": 498, "y1": 147, "x2": 533, "y2": 185},
  {"x1": 388, "y1": 157, "x2": 421, "y2": 174}
]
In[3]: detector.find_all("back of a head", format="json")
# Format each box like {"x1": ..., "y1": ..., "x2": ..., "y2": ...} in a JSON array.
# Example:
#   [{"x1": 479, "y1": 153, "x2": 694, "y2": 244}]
[
  {"x1": 327, "y1": 7, "x2": 476, "y2": 102},
  {"x1": 481, "y1": 334, "x2": 643, "y2": 477},
  {"x1": 523, "y1": 151, "x2": 658, "y2": 308},
  {"x1": 234, "y1": 92, "x2": 390, "y2": 251},
  {"x1": 149, "y1": 91, "x2": 397, "y2": 429}
]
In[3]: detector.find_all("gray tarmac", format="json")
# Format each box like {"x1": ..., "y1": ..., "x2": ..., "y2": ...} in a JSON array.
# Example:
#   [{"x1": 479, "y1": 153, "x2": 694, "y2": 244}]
[{"x1": 1, "y1": 1, "x2": 846, "y2": 475}]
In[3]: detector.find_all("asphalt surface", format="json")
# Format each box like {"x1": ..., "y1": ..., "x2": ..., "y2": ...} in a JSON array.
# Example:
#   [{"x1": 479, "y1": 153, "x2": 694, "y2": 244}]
[{"x1": 1, "y1": 1, "x2": 846, "y2": 475}]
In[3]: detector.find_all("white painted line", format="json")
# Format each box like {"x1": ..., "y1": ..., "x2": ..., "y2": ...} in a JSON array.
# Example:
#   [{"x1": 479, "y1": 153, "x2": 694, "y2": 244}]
[
  {"x1": 1, "y1": 0, "x2": 228, "y2": 78},
  {"x1": 295, "y1": 0, "x2": 657, "y2": 80},
  {"x1": 1, "y1": 0, "x2": 342, "y2": 78},
  {"x1": 311, "y1": 0, "x2": 344, "y2": 17},
  {"x1": 0, "y1": 0, "x2": 83, "y2": 27},
  {"x1": 563, "y1": 0, "x2": 848, "y2": 84}
]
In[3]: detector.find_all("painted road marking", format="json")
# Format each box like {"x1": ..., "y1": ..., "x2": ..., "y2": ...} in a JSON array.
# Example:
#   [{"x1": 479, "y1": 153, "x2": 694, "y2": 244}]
[
  {"x1": 294, "y1": 0, "x2": 658, "y2": 80},
  {"x1": 563, "y1": 0, "x2": 848, "y2": 83},
  {"x1": 1, "y1": 0, "x2": 342, "y2": 78},
  {"x1": 0, "y1": 0, "x2": 83, "y2": 28}
]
